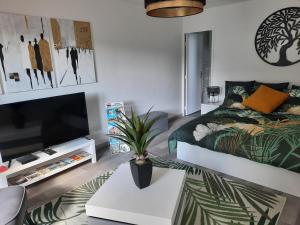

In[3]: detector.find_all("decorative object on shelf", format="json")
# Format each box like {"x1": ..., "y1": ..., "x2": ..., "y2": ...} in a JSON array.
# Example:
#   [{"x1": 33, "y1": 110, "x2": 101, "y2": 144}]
[
  {"x1": 145, "y1": 0, "x2": 206, "y2": 18},
  {"x1": 105, "y1": 102, "x2": 130, "y2": 154},
  {"x1": 0, "y1": 165, "x2": 7, "y2": 173},
  {"x1": 255, "y1": 7, "x2": 300, "y2": 67},
  {"x1": 207, "y1": 86, "x2": 220, "y2": 103},
  {"x1": 108, "y1": 108, "x2": 160, "y2": 189},
  {"x1": 0, "y1": 13, "x2": 57, "y2": 93},
  {"x1": 51, "y1": 19, "x2": 96, "y2": 87}
]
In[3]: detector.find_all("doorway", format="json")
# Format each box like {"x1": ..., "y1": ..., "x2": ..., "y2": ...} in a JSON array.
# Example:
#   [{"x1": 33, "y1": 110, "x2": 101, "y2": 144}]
[{"x1": 184, "y1": 31, "x2": 212, "y2": 115}]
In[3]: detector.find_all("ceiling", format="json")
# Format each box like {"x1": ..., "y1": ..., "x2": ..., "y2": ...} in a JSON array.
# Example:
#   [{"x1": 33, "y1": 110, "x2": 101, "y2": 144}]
[
  {"x1": 124, "y1": 0, "x2": 253, "y2": 8},
  {"x1": 205, "y1": 0, "x2": 253, "y2": 8}
]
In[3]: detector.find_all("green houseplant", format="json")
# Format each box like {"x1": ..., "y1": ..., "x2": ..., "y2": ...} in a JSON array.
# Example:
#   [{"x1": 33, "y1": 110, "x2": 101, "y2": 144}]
[{"x1": 109, "y1": 108, "x2": 160, "y2": 189}]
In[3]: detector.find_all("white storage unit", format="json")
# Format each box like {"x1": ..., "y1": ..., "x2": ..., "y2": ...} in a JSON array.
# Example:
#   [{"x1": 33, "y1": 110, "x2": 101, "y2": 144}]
[
  {"x1": 201, "y1": 102, "x2": 221, "y2": 115},
  {"x1": 0, "y1": 138, "x2": 96, "y2": 188}
]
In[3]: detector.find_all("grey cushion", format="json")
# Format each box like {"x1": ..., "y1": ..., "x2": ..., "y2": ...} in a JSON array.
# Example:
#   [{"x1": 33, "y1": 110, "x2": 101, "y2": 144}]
[
  {"x1": 139, "y1": 111, "x2": 168, "y2": 135},
  {"x1": 0, "y1": 186, "x2": 27, "y2": 225}
]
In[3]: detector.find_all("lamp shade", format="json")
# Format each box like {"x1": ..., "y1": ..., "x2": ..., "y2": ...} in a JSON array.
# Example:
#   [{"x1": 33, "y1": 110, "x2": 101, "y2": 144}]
[
  {"x1": 145, "y1": 0, "x2": 206, "y2": 18},
  {"x1": 207, "y1": 86, "x2": 220, "y2": 97},
  {"x1": 207, "y1": 86, "x2": 220, "y2": 103}
]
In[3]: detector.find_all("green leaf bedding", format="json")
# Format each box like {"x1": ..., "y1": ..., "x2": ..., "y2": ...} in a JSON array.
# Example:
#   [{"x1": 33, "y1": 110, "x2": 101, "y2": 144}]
[{"x1": 169, "y1": 107, "x2": 300, "y2": 173}]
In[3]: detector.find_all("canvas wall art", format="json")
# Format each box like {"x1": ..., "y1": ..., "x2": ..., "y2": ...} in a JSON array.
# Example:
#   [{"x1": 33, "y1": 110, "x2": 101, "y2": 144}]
[
  {"x1": 0, "y1": 13, "x2": 56, "y2": 93},
  {"x1": 0, "y1": 12, "x2": 96, "y2": 93},
  {"x1": 50, "y1": 18, "x2": 96, "y2": 87}
]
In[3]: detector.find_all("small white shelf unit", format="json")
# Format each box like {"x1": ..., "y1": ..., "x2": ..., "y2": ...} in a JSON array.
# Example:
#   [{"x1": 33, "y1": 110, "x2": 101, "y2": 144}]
[
  {"x1": 0, "y1": 138, "x2": 96, "y2": 188},
  {"x1": 201, "y1": 102, "x2": 222, "y2": 115}
]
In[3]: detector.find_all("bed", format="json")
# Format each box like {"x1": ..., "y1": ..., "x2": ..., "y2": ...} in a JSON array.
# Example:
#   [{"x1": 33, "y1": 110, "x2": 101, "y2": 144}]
[{"x1": 169, "y1": 106, "x2": 300, "y2": 197}]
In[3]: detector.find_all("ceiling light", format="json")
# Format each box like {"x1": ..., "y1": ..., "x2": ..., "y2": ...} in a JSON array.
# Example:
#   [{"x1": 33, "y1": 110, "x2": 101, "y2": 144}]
[{"x1": 145, "y1": 0, "x2": 206, "y2": 18}]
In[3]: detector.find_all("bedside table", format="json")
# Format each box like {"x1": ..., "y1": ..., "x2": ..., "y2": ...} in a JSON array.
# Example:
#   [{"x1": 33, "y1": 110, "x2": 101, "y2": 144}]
[{"x1": 201, "y1": 103, "x2": 221, "y2": 115}]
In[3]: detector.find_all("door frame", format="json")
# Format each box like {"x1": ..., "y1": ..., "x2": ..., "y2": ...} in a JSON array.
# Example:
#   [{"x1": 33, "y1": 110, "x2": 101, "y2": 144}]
[{"x1": 182, "y1": 29, "x2": 215, "y2": 116}]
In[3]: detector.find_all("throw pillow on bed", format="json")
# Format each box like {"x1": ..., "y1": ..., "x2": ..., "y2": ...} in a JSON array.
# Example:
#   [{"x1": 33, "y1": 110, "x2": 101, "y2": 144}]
[
  {"x1": 223, "y1": 81, "x2": 255, "y2": 109},
  {"x1": 277, "y1": 85, "x2": 300, "y2": 115},
  {"x1": 253, "y1": 82, "x2": 289, "y2": 92},
  {"x1": 243, "y1": 85, "x2": 289, "y2": 114}
]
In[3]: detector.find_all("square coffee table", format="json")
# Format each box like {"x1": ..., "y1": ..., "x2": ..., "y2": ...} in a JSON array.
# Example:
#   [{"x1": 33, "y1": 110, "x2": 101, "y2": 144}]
[{"x1": 85, "y1": 163, "x2": 186, "y2": 225}]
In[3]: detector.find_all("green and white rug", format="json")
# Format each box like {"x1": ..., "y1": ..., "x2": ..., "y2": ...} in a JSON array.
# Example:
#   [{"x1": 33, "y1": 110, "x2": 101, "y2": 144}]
[{"x1": 24, "y1": 157, "x2": 286, "y2": 225}]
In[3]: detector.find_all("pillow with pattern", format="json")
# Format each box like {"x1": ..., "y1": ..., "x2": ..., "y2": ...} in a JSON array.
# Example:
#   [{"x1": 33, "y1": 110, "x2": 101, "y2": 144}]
[
  {"x1": 225, "y1": 81, "x2": 255, "y2": 95},
  {"x1": 277, "y1": 85, "x2": 300, "y2": 115},
  {"x1": 253, "y1": 82, "x2": 289, "y2": 92},
  {"x1": 223, "y1": 81, "x2": 255, "y2": 109}
]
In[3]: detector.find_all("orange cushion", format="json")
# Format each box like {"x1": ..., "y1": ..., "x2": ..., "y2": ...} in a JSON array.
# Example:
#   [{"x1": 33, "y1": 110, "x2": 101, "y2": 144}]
[{"x1": 243, "y1": 85, "x2": 289, "y2": 114}]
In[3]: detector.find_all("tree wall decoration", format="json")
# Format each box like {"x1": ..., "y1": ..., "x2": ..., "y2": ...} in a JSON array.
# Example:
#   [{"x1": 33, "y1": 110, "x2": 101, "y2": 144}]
[{"x1": 255, "y1": 7, "x2": 300, "y2": 67}]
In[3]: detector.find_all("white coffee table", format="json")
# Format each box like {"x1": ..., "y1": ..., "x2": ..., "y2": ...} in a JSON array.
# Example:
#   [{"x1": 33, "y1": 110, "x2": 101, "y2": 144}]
[{"x1": 85, "y1": 163, "x2": 186, "y2": 225}]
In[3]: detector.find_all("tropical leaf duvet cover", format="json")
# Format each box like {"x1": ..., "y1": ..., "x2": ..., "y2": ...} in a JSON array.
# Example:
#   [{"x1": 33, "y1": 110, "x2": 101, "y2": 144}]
[{"x1": 169, "y1": 107, "x2": 300, "y2": 173}]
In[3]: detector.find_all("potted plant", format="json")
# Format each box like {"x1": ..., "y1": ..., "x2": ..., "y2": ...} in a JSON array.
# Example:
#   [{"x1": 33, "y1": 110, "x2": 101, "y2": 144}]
[{"x1": 109, "y1": 108, "x2": 160, "y2": 189}]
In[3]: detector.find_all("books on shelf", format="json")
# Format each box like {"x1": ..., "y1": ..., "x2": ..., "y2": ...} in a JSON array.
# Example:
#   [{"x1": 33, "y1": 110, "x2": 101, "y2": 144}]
[
  {"x1": 9, "y1": 175, "x2": 27, "y2": 185},
  {"x1": 8, "y1": 151, "x2": 91, "y2": 185}
]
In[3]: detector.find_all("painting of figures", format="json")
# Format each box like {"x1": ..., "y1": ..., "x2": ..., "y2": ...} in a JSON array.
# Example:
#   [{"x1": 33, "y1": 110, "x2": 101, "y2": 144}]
[
  {"x1": 0, "y1": 13, "x2": 56, "y2": 93},
  {"x1": 50, "y1": 18, "x2": 96, "y2": 87}
]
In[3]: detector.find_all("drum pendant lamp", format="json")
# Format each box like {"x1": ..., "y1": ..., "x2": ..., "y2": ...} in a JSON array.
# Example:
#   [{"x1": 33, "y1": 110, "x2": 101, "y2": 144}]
[{"x1": 145, "y1": 0, "x2": 206, "y2": 18}]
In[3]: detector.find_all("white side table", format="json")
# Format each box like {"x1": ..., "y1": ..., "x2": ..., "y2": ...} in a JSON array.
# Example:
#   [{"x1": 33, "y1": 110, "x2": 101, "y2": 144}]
[{"x1": 201, "y1": 102, "x2": 221, "y2": 115}]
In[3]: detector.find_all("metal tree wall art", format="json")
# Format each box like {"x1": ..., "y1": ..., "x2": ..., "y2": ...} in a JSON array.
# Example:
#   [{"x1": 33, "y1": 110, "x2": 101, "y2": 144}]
[{"x1": 255, "y1": 7, "x2": 300, "y2": 67}]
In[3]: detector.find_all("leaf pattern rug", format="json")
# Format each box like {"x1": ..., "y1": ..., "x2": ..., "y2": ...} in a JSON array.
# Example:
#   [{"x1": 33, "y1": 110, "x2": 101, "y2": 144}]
[{"x1": 24, "y1": 157, "x2": 286, "y2": 225}]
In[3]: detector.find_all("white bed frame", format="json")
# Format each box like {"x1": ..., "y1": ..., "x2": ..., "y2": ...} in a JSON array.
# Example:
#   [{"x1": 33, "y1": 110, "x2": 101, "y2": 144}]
[{"x1": 177, "y1": 141, "x2": 300, "y2": 197}]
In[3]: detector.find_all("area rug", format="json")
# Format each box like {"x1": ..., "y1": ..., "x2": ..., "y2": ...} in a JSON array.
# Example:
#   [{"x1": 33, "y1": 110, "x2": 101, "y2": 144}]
[{"x1": 24, "y1": 157, "x2": 286, "y2": 225}]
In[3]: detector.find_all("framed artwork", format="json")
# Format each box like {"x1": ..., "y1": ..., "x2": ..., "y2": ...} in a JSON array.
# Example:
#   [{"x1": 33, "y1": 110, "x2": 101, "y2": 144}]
[
  {"x1": 50, "y1": 18, "x2": 96, "y2": 87},
  {"x1": 0, "y1": 12, "x2": 97, "y2": 93},
  {"x1": 105, "y1": 102, "x2": 130, "y2": 154},
  {"x1": 0, "y1": 13, "x2": 56, "y2": 93}
]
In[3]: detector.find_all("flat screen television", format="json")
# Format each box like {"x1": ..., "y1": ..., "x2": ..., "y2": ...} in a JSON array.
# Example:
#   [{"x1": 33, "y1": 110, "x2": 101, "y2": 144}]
[{"x1": 0, "y1": 92, "x2": 90, "y2": 162}]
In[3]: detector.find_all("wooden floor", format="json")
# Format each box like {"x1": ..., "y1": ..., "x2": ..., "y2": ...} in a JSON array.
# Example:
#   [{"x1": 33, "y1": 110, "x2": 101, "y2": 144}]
[{"x1": 27, "y1": 113, "x2": 300, "y2": 225}]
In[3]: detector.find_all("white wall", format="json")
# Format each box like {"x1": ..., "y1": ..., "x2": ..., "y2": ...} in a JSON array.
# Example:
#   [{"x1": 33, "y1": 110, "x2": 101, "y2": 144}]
[
  {"x1": 0, "y1": 0, "x2": 182, "y2": 144},
  {"x1": 183, "y1": 0, "x2": 300, "y2": 99}
]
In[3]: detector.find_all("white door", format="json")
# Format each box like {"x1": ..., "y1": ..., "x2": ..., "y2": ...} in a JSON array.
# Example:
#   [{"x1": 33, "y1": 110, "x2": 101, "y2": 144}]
[{"x1": 185, "y1": 31, "x2": 212, "y2": 115}]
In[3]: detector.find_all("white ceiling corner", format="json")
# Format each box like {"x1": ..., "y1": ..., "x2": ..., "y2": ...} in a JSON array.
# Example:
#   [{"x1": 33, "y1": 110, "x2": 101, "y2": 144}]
[{"x1": 123, "y1": 0, "x2": 254, "y2": 8}]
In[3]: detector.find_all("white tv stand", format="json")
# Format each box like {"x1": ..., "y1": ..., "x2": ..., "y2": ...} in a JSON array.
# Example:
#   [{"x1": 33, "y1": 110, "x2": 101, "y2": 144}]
[{"x1": 0, "y1": 138, "x2": 96, "y2": 188}]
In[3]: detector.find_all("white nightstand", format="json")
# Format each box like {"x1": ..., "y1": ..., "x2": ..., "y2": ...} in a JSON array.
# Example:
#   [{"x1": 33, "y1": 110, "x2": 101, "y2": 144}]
[{"x1": 201, "y1": 102, "x2": 221, "y2": 115}]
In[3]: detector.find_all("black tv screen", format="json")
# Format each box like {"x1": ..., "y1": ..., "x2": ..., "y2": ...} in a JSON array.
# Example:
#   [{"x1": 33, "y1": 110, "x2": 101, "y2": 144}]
[{"x1": 0, "y1": 92, "x2": 90, "y2": 162}]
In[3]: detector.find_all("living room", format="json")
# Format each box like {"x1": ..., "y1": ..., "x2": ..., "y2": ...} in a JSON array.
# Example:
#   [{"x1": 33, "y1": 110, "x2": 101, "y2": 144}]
[{"x1": 0, "y1": 0, "x2": 299, "y2": 225}]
